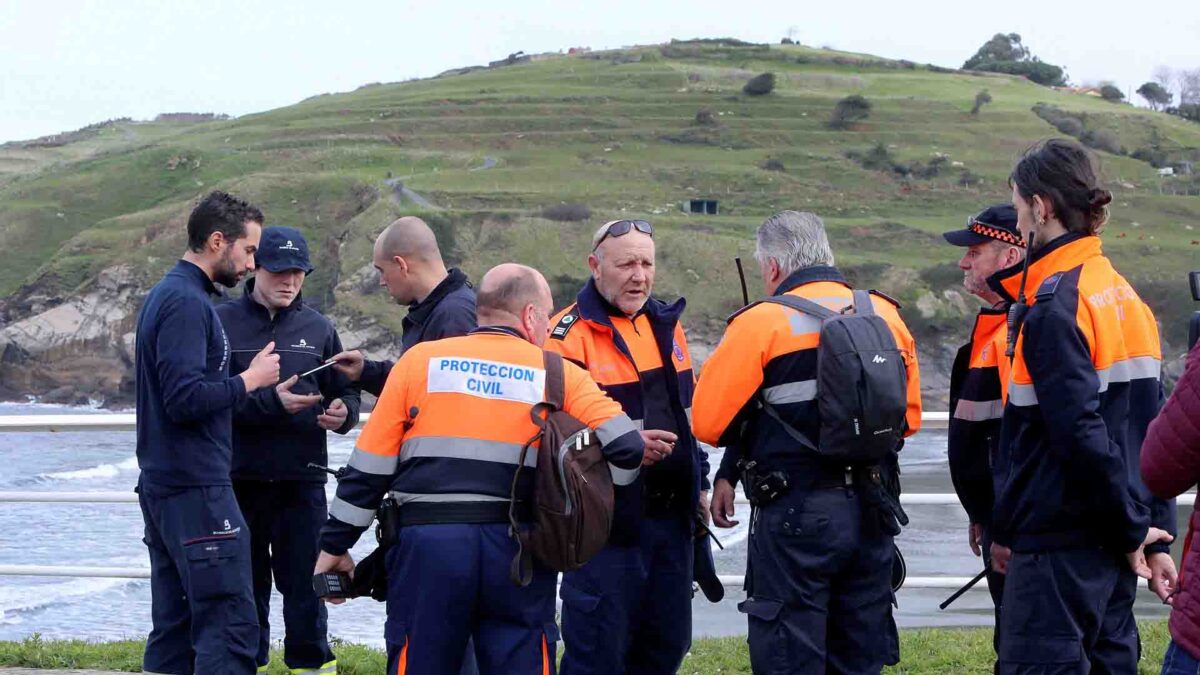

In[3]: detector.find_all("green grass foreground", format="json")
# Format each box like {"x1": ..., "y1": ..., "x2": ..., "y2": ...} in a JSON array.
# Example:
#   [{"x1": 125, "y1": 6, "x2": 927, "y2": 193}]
[{"x1": 0, "y1": 621, "x2": 1174, "y2": 674}]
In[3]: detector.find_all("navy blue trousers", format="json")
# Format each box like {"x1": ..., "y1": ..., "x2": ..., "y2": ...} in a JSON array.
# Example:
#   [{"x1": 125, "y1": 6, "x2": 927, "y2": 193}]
[
  {"x1": 233, "y1": 480, "x2": 335, "y2": 672},
  {"x1": 741, "y1": 487, "x2": 898, "y2": 675},
  {"x1": 383, "y1": 523, "x2": 557, "y2": 675},
  {"x1": 559, "y1": 515, "x2": 694, "y2": 675},
  {"x1": 996, "y1": 547, "x2": 1139, "y2": 674},
  {"x1": 138, "y1": 480, "x2": 258, "y2": 674}
]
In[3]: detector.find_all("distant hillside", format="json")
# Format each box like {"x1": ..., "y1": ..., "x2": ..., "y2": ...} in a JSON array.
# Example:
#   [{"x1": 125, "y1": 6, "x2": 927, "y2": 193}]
[{"x1": 1, "y1": 39, "x2": 1198, "y2": 406}]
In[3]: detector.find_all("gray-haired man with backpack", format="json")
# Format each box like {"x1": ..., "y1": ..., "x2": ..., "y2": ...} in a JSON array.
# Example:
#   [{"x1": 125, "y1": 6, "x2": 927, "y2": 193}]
[{"x1": 693, "y1": 211, "x2": 923, "y2": 674}]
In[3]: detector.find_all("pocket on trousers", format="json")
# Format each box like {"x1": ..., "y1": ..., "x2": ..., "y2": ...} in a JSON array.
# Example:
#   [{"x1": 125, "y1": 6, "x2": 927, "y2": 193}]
[
  {"x1": 560, "y1": 582, "x2": 603, "y2": 614},
  {"x1": 770, "y1": 511, "x2": 829, "y2": 539},
  {"x1": 998, "y1": 634, "x2": 1082, "y2": 664},
  {"x1": 543, "y1": 620, "x2": 561, "y2": 644},
  {"x1": 739, "y1": 597, "x2": 788, "y2": 673},
  {"x1": 184, "y1": 538, "x2": 242, "y2": 600}
]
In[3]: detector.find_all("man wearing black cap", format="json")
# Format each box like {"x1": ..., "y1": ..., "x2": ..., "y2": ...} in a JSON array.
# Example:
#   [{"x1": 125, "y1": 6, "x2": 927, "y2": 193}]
[
  {"x1": 218, "y1": 226, "x2": 361, "y2": 675},
  {"x1": 942, "y1": 205, "x2": 1024, "y2": 622}
]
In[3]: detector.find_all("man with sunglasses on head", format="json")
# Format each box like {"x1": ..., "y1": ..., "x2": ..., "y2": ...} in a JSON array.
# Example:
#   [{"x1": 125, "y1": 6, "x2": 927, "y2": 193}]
[{"x1": 547, "y1": 219, "x2": 710, "y2": 675}]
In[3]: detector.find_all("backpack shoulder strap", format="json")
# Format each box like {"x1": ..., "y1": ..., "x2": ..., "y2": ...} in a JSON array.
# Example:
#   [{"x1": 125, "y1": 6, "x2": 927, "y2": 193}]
[
  {"x1": 851, "y1": 289, "x2": 876, "y2": 317},
  {"x1": 542, "y1": 350, "x2": 566, "y2": 410},
  {"x1": 759, "y1": 294, "x2": 839, "y2": 320}
]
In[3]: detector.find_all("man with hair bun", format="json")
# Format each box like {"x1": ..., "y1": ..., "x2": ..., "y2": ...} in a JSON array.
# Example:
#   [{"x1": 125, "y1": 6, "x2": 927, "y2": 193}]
[{"x1": 987, "y1": 138, "x2": 1175, "y2": 672}]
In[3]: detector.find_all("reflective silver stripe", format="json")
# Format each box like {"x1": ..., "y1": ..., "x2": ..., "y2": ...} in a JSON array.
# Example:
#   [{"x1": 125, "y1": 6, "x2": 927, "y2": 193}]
[
  {"x1": 346, "y1": 447, "x2": 398, "y2": 475},
  {"x1": 609, "y1": 463, "x2": 640, "y2": 486},
  {"x1": 329, "y1": 497, "x2": 376, "y2": 527},
  {"x1": 1096, "y1": 356, "x2": 1161, "y2": 393},
  {"x1": 785, "y1": 312, "x2": 822, "y2": 335},
  {"x1": 596, "y1": 414, "x2": 638, "y2": 445},
  {"x1": 1008, "y1": 383, "x2": 1038, "y2": 407},
  {"x1": 762, "y1": 380, "x2": 817, "y2": 405},
  {"x1": 400, "y1": 436, "x2": 534, "y2": 467},
  {"x1": 389, "y1": 491, "x2": 509, "y2": 505},
  {"x1": 685, "y1": 407, "x2": 693, "y2": 426},
  {"x1": 952, "y1": 398, "x2": 1004, "y2": 422}
]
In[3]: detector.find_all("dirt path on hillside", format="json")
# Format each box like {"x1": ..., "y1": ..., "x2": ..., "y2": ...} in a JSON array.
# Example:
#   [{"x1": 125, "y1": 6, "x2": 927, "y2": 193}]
[{"x1": 384, "y1": 177, "x2": 440, "y2": 210}]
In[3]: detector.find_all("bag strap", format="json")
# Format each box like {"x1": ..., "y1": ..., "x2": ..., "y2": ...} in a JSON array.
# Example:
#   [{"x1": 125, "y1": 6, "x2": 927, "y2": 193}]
[
  {"x1": 759, "y1": 397, "x2": 819, "y2": 453},
  {"x1": 758, "y1": 294, "x2": 839, "y2": 320},
  {"x1": 509, "y1": 425, "x2": 541, "y2": 588},
  {"x1": 542, "y1": 350, "x2": 566, "y2": 410},
  {"x1": 851, "y1": 289, "x2": 876, "y2": 317}
]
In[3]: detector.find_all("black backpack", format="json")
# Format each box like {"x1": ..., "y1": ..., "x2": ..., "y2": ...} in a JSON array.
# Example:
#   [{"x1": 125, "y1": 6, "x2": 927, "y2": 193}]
[{"x1": 753, "y1": 289, "x2": 909, "y2": 463}]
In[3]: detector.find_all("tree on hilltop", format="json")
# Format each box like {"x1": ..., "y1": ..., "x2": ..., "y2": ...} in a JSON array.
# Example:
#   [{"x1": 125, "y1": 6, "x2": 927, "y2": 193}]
[
  {"x1": 962, "y1": 33, "x2": 1066, "y2": 87},
  {"x1": 1137, "y1": 82, "x2": 1173, "y2": 111},
  {"x1": 963, "y1": 33, "x2": 1029, "y2": 69}
]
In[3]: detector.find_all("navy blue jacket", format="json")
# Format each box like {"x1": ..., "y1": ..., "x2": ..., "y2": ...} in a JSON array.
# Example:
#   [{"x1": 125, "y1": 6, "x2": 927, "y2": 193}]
[
  {"x1": 988, "y1": 234, "x2": 1172, "y2": 554},
  {"x1": 549, "y1": 279, "x2": 708, "y2": 544},
  {"x1": 358, "y1": 268, "x2": 477, "y2": 396},
  {"x1": 135, "y1": 260, "x2": 248, "y2": 487},
  {"x1": 217, "y1": 280, "x2": 361, "y2": 482}
]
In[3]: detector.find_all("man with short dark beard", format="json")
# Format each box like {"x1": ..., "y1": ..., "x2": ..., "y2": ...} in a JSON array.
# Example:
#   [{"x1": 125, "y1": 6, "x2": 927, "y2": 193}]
[{"x1": 134, "y1": 191, "x2": 280, "y2": 674}]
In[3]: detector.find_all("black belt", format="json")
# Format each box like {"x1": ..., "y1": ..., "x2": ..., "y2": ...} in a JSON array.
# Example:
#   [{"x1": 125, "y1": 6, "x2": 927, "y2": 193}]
[
  {"x1": 393, "y1": 500, "x2": 532, "y2": 527},
  {"x1": 806, "y1": 464, "x2": 874, "y2": 490}
]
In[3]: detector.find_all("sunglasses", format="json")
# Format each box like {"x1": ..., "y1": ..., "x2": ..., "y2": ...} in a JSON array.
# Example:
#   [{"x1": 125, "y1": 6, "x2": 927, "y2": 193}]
[{"x1": 593, "y1": 219, "x2": 653, "y2": 251}]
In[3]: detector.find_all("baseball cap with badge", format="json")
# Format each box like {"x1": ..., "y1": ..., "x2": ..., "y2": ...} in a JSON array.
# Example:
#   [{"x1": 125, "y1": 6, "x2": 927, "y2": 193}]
[
  {"x1": 256, "y1": 226, "x2": 314, "y2": 274},
  {"x1": 942, "y1": 204, "x2": 1025, "y2": 248}
]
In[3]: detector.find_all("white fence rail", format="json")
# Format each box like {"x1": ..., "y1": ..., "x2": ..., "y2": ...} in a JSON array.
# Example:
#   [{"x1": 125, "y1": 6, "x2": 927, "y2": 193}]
[
  {"x1": 0, "y1": 411, "x2": 1152, "y2": 597},
  {"x1": 0, "y1": 413, "x2": 951, "y2": 433}
]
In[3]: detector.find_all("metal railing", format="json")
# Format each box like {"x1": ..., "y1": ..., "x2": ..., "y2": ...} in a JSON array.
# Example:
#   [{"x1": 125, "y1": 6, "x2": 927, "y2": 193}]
[{"x1": 0, "y1": 411, "x2": 1169, "y2": 597}]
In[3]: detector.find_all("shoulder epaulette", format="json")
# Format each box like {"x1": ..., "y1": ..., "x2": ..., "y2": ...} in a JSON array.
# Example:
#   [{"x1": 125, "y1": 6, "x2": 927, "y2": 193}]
[
  {"x1": 1036, "y1": 274, "x2": 1064, "y2": 300},
  {"x1": 726, "y1": 300, "x2": 763, "y2": 325},
  {"x1": 550, "y1": 306, "x2": 581, "y2": 340},
  {"x1": 869, "y1": 289, "x2": 902, "y2": 309}
]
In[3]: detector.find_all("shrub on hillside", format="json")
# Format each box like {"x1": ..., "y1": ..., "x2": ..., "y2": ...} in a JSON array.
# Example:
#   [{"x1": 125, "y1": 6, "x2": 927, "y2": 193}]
[
  {"x1": 846, "y1": 143, "x2": 902, "y2": 173},
  {"x1": 694, "y1": 108, "x2": 718, "y2": 126},
  {"x1": 829, "y1": 95, "x2": 872, "y2": 129},
  {"x1": 1054, "y1": 116, "x2": 1085, "y2": 137},
  {"x1": 1100, "y1": 85, "x2": 1124, "y2": 103},
  {"x1": 760, "y1": 157, "x2": 786, "y2": 172},
  {"x1": 1080, "y1": 129, "x2": 1125, "y2": 155},
  {"x1": 975, "y1": 60, "x2": 1066, "y2": 86},
  {"x1": 970, "y1": 90, "x2": 993, "y2": 116},
  {"x1": 542, "y1": 203, "x2": 592, "y2": 222},
  {"x1": 743, "y1": 73, "x2": 776, "y2": 96},
  {"x1": 1132, "y1": 146, "x2": 1170, "y2": 168}
]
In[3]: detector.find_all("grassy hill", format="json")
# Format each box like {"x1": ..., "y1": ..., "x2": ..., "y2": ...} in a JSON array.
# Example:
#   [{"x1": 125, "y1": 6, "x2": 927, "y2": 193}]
[{"x1": 2, "y1": 39, "x2": 1198, "y2": 402}]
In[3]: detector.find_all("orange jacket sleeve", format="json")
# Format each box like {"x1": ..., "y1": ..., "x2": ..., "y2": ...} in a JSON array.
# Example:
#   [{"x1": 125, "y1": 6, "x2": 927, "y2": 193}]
[{"x1": 691, "y1": 311, "x2": 768, "y2": 447}]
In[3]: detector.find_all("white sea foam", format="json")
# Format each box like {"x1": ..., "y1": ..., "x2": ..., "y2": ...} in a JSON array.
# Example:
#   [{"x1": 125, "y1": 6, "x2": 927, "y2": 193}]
[{"x1": 38, "y1": 456, "x2": 139, "y2": 481}]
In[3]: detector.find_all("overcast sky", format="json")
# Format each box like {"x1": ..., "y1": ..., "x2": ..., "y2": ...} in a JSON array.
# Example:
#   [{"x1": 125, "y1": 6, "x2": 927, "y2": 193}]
[{"x1": 2, "y1": 0, "x2": 1196, "y2": 143}]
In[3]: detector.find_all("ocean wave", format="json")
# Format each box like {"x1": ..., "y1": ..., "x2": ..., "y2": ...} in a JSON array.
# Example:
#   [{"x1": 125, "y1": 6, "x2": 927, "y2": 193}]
[
  {"x1": 0, "y1": 577, "x2": 138, "y2": 625},
  {"x1": 37, "y1": 456, "x2": 139, "y2": 482}
]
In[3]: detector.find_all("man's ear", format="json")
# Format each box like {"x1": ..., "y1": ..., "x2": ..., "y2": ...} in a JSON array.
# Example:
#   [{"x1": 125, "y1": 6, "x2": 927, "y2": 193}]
[
  {"x1": 208, "y1": 230, "x2": 227, "y2": 253},
  {"x1": 587, "y1": 253, "x2": 601, "y2": 279},
  {"x1": 1032, "y1": 195, "x2": 1049, "y2": 224},
  {"x1": 391, "y1": 255, "x2": 409, "y2": 275}
]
